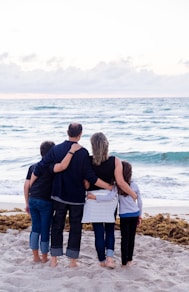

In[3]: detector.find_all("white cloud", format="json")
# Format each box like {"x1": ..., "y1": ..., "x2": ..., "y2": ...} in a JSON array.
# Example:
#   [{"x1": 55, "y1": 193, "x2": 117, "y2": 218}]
[
  {"x1": 0, "y1": 52, "x2": 9, "y2": 60},
  {"x1": 0, "y1": 59, "x2": 188, "y2": 97},
  {"x1": 21, "y1": 54, "x2": 37, "y2": 63},
  {"x1": 0, "y1": 0, "x2": 189, "y2": 97}
]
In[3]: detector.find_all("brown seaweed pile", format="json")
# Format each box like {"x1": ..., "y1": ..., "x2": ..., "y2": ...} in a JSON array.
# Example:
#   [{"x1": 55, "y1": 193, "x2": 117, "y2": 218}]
[
  {"x1": 0, "y1": 209, "x2": 189, "y2": 246},
  {"x1": 136, "y1": 214, "x2": 189, "y2": 246}
]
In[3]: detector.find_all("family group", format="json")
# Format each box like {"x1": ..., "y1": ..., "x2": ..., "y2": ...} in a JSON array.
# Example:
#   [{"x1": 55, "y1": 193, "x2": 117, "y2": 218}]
[{"x1": 24, "y1": 123, "x2": 142, "y2": 269}]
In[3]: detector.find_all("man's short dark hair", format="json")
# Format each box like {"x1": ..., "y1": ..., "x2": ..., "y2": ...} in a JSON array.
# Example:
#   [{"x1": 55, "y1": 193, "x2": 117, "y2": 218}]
[
  {"x1": 67, "y1": 123, "x2": 82, "y2": 137},
  {"x1": 40, "y1": 141, "x2": 55, "y2": 157}
]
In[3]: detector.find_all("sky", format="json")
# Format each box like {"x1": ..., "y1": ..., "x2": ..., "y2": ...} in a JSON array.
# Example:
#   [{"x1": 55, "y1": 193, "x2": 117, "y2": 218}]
[{"x1": 0, "y1": 0, "x2": 189, "y2": 98}]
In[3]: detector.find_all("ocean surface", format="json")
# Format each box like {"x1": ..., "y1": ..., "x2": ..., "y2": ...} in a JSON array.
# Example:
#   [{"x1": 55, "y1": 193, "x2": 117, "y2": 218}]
[{"x1": 0, "y1": 97, "x2": 189, "y2": 206}]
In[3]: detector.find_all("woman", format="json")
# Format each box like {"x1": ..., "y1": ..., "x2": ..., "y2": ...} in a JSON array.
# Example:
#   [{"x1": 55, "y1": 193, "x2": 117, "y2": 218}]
[{"x1": 82, "y1": 132, "x2": 137, "y2": 268}]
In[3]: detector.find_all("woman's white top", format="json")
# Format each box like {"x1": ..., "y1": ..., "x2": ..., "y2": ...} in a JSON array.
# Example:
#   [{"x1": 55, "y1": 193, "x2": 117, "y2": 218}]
[{"x1": 81, "y1": 187, "x2": 118, "y2": 223}]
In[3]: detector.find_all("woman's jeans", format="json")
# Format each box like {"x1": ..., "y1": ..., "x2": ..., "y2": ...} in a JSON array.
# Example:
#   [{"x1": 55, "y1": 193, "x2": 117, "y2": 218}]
[
  {"x1": 92, "y1": 222, "x2": 115, "y2": 262},
  {"x1": 120, "y1": 216, "x2": 138, "y2": 265},
  {"x1": 29, "y1": 197, "x2": 53, "y2": 254},
  {"x1": 50, "y1": 200, "x2": 84, "y2": 259}
]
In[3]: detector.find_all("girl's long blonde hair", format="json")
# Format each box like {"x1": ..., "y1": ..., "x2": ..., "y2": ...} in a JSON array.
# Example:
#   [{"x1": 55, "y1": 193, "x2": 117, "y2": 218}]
[{"x1": 90, "y1": 132, "x2": 109, "y2": 165}]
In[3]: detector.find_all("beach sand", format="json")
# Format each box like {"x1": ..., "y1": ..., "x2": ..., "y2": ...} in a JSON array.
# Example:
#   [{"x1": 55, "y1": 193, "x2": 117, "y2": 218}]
[{"x1": 0, "y1": 198, "x2": 189, "y2": 292}]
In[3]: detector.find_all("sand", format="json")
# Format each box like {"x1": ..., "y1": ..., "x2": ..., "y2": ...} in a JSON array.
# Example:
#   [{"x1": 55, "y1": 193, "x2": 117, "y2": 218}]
[{"x1": 0, "y1": 197, "x2": 189, "y2": 292}]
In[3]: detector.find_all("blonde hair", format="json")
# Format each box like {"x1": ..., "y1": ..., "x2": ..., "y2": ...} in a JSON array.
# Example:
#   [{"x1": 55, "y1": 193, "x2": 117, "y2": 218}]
[{"x1": 90, "y1": 132, "x2": 109, "y2": 165}]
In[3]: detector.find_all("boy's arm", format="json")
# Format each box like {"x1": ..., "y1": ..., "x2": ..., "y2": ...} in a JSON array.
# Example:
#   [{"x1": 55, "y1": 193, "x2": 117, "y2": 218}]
[
  {"x1": 24, "y1": 179, "x2": 30, "y2": 214},
  {"x1": 30, "y1": 144, "x2": 82, "y2": 187},
  {"x1": 53, "y1": 143, "x2": 81, "y2": 172},
  {"x1": 30, "y1": 173, "x2": 38, "y2": 188}
]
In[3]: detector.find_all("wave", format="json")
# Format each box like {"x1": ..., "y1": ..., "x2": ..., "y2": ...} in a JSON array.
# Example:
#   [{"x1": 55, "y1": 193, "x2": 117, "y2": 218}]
[
  {"x1": 33, "y1": 105, "x2": 61, "y2": 110},
  {"x1": 113, "y1": 151, "x2": 189, "y2": 164}
]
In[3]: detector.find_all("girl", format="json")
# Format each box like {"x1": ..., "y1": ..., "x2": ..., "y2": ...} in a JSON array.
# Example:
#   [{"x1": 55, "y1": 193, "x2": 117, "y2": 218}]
[{"x1": 118, "y1": 161, "x2": 142, "y2": 267}]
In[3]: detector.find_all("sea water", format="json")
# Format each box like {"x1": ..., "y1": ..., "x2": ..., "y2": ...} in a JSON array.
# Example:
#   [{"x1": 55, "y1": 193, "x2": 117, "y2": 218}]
[{"x1": 0, "y1": 97, "x2": 189, "y2": 205}]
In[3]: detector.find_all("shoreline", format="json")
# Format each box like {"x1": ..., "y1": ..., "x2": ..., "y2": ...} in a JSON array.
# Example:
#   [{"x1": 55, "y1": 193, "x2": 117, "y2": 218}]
[{"x1": 1, "y1": 196, "x2": 189, "y2": 222}]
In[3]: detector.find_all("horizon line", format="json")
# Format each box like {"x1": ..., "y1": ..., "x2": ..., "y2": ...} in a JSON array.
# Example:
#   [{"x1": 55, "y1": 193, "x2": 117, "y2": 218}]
[{"x1": 0, "y1": 93, "x2": 189, "y2": 99}]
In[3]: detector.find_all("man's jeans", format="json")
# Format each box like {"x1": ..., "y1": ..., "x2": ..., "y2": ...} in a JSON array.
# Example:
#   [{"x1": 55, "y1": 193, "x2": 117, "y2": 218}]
[
  {"x1": 50, "y1": 200, "x2": 84, "y2": 259},
  {"x1": 29, "y1": 197, "x2": 53, "y2": 254}
]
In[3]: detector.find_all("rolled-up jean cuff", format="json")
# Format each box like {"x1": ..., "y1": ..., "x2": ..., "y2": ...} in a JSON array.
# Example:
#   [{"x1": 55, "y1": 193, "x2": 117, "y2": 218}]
[
  {"x1": 30, "y1": 232, "x2": 39, "y2": 250},
  {"x1": 40, "y1": 241, "x2": 49, "y2": 254},
  {"x1": 106, "y1": 249, "x2": 114, "y2": 257},
  {"x1": 66, "y1": 248, "x2": 79, "y2": 259},
  {"x1": 50, "y1": 247, "x2": 63, "y2": 257}
]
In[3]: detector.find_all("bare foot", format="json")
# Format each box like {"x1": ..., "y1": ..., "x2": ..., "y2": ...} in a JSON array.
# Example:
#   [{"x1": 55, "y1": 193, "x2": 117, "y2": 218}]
[
  {"x1": 32, "y1": 250, "x2": 41, "y2": 262},
  {"x1": 33, "y1": 257, "x2": 41, "y2": 263},
  {"x1": 105, "y1": 257, "x2": 116, "y2": 269},
  {"x1": 99, "y1": 261, "x2": 106, "y2": 267},
  {"x1": 127, "y1": 261, "x2": 136, "y2": 266},
  {"x1": 50, "y1": 256, "x2": 57, "y2": 267},
  {"x1": 42, "y1": 254, "x2": 49, "y2": 263},
  {"x1": 121, "y1": 264, "x2": 127, "y2": 268},
  {"x1": 69, "y1": 258, "x2": 79, "y2": 268}
]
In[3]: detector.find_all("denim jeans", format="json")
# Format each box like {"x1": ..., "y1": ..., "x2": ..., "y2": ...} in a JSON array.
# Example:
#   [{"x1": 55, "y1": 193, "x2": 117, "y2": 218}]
[
  {"x1": 120, "y1": 216, "x2": 138, "y2": 265},
  {"x1": 29, "y1": 197, "x2": 53, "y2": 254},
  {"x1": 92, "y1": 222, "x2": 115, "y2": 262},
  {"x1": 50, "y1": 200, "x2": 84, "y2": 259}
]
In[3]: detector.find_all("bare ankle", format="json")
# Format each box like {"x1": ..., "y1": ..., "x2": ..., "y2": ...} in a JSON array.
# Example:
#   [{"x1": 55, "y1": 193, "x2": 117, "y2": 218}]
[
  {"x1": 50, "y1": 256, "x2": 57, "y2": 267},
  {"x1": 100, "y1": 261, "x2": 106, "y2": 267},
  {"x1": 32, "y1": 250, "x2": 41, "y2": 262},
  {"x1": 69, "y1": 258, "x2": 78, "y2": 268},
  {"x1": 42, "y1": 254, "x2": 48, "y2": 263},
  {"x1": 105, "y1": 257, "x2": 115, "y2": 269},
  {"x1": 106, "y1": 256, "x2": 114, "y2": 264}
]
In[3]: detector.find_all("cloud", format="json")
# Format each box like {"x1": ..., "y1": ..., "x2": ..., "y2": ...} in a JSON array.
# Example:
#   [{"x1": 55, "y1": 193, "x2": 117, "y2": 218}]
[
  {"x1": 0, "y1": 59, "x2": 188, "y2": 97},
  {"x1": 179, "y1": 59, "x2": 189, "y2": 69},
  {"x1": 0, "y1": 52, "x2": 9, "y2": 61},
  {"x1": 20, "y1": 54, "x2": 37, "y2": 63}
]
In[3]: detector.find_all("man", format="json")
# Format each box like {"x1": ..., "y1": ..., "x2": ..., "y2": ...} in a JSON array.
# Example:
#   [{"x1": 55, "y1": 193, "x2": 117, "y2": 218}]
[{"x1": 32, "y1": 123, "x2": 112, "y2": 267}]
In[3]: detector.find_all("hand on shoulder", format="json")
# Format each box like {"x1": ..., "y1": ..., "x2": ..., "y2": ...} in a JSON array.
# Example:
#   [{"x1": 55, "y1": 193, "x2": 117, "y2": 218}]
[{"x1": 70, "y1": 143, "x2": 82, "y2": 153}]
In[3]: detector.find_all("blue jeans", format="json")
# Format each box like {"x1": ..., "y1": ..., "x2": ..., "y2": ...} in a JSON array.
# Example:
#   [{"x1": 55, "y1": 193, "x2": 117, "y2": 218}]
[
  {"x1": 92, "y1": 222, "x2": 115, "y2": 262},
  {"x1": 29, "y1": 197, "x2": 53, "y2": 254},
  {"x1": 50, "y1": 200, "x2": 84, "y2": 259}
]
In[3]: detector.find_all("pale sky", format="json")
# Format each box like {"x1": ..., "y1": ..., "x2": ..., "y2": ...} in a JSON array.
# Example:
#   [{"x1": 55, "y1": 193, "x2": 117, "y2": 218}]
[{"x1": 0, "y1": 0, "x2": 189, "y2": 98}]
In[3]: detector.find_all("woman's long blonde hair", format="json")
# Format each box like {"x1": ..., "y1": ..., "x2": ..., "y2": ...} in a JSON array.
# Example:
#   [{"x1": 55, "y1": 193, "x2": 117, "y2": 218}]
[{"x1": 90, "y1": 132, "x2": 109, "y2": 165}]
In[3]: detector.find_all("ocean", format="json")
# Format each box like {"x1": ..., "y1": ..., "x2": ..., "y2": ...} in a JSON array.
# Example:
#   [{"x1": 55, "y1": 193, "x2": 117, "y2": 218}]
[{"x1": 0, "y1": 97, "x2": 189, "y2": 206}]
